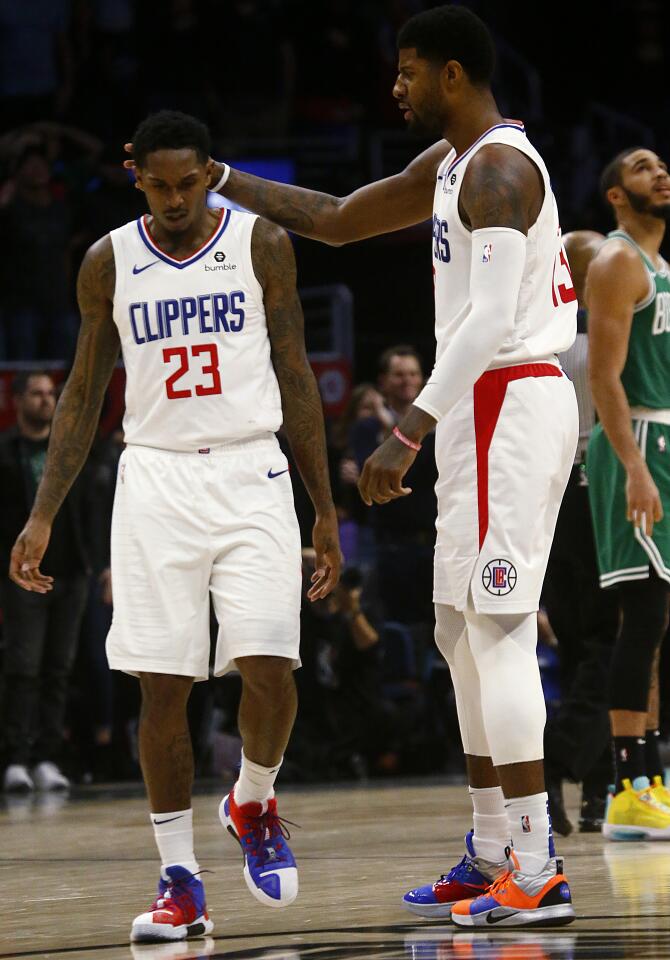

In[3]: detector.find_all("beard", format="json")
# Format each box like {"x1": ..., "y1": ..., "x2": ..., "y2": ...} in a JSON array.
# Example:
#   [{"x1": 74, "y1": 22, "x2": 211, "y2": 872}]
[{"x1": 623, "y1": 186, "x2": 670, "y2": 221}]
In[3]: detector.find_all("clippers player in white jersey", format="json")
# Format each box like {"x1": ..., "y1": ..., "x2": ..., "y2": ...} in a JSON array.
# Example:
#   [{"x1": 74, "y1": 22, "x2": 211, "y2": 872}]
[
  {"x1": 10, "y1": 111, "x2": 341, "y2": 943},
  {"x1": 196, "y1": 6, "x2": 578, "y2": 927}
]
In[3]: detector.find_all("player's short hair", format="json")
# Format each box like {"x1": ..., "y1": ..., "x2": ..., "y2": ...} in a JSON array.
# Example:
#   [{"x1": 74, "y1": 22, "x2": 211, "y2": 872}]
[
  {"x1": 11, "y1": 370, "x2": 53, "y2": 396},
  {"x1": 378, "y1": 345, "x2": 423, "y2": 376},
  {"x1": 600, "y1": 147, "x2": 647, "y2": 204},
  {"x1": 133, "y1": 110, "x2": 212, "y2": 167},
  {"x1": 397, "y1": 5, "x2": 495, "y2": 85}
]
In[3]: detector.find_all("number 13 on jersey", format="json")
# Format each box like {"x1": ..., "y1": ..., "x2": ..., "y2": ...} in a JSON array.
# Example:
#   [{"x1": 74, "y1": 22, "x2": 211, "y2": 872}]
[{"x1": 163, "y1": 343, "x2": 222, "y2": 399}]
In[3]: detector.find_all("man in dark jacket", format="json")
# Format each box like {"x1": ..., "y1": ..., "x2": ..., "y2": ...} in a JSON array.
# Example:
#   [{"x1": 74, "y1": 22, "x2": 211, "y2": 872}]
[{"x1": 1, "y1": 371, "x2": 91, "y2": 791}]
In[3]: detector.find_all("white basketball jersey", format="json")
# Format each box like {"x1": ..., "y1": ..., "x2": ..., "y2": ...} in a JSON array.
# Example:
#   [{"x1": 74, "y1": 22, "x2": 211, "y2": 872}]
[
  {"x1": 432, "y1": 122, "x2": 576, "y2": 368},
  {"x1": 109, "y1": 208, "x2": 282, "y2": 452}
]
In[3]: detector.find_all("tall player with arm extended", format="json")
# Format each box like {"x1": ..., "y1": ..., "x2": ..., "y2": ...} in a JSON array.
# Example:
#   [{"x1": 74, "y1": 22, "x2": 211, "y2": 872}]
[
  {"x1": 178, "y1": 5, "x2": 579, "y2": 927},
  {"x1": 10, "y1": 111, "x2": 340, "y2": 943}
]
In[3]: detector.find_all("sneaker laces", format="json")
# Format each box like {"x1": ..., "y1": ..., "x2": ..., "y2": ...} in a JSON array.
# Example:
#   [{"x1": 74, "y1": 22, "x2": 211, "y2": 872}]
[
  {"x1": 151, "y1": 869, "x2": 211, "y2": 912},
  {"x1": 242, "y1": 808, "x2": 300, "y2": 861},
  {"x1": 486, "y1": 869, "x2": 514, "y2": 898},
  {"x1": 438, "y1": 854, "x2": 471, "y2": 884}
]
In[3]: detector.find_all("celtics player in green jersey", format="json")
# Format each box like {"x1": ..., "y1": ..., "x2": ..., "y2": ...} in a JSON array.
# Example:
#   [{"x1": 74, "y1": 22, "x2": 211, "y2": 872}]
[{"x1": 586, "y1": 146, "x2": 670, "y2": 840}]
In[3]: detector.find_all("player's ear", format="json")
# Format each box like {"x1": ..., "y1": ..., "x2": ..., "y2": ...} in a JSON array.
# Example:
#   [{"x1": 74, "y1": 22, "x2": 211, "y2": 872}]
[{"x1": 134, "y1": 169, "x2": 145, "y2": 193}]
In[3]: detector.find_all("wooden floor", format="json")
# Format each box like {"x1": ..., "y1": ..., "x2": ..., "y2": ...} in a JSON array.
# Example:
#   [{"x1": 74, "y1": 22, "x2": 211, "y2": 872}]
[{"x1": 2, "y1": 780, "x2": 669, "y2": 960}]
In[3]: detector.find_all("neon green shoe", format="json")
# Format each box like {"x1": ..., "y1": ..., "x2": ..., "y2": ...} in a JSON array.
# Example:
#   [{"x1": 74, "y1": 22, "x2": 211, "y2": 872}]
[
  {"x1": 650, "y1": 774, "x2": 670, "y2": 809},
  {"x1": 603, "y1": 777, "x2": 670, "y2": 841}
]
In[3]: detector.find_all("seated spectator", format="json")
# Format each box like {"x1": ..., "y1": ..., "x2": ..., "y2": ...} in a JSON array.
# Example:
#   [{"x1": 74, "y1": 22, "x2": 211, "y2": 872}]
[
  {"x1": 0, "y1": 372, "x2": 95, "y2": 792},
  {"x1": 351, "y1": 345, "x2": 437, "y2": 624}
]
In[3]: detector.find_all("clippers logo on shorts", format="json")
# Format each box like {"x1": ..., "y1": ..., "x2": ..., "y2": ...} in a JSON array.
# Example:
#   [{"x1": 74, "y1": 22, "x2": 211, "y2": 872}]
[
  {"x1": 521, "y1": 815, "x2": 531, "y2": 833},
  {"x1": 482, "y1": 559, "x2": 517, "y2": 596},
  {"x1": 482, "y1": 243, "x2": 493, "y2": 263}
]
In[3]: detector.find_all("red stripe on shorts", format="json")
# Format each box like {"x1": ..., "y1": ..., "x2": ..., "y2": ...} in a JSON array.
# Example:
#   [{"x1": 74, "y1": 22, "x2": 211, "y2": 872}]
[{"x1": 473, "y1": 362, "x2": 563, "y2": 550}]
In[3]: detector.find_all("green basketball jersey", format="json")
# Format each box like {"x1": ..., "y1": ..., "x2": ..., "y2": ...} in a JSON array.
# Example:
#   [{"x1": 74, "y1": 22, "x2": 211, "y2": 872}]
[{"x1": 607, "y1": 230, "x2": 670, "y2": 408}]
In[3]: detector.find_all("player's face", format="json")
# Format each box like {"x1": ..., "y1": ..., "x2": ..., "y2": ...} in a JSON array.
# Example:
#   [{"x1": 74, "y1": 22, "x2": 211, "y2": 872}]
[
  {"x1": 394, "y1": 49, "x2": 446, "y2": 137},
  {"x1": 381, "y1": 356, "x2": 423, "y2": 405},
  {"x1": 619, "y1": 150, "x2": 670, "y2": 220},
  {"x1": 135, "y1": 149, "x2": 210, "y2": 233}
]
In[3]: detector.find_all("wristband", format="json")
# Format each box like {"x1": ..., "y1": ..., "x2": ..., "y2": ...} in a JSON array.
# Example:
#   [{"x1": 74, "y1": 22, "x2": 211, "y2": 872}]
[
  {"x1": 392, "y1": 426, "x2": 422, "y2": 451},
  {"x1": 208, "y1": 163, "x2": 231, "y2": 193}
]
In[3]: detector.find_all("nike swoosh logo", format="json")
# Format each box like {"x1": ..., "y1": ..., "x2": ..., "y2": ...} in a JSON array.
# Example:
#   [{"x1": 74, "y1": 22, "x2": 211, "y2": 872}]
[
  {"x1": 485, "y1": 908, "x2": 516, "y2": 925},
  {"x1": 152, "y1": 815, "x2": 185, "y2": 825},
  {"x1": 133, "y1": 261, "x2": 159, "y2": 274},
  {"x1": 267, "y1": 468, "x2": 289, "y2": 479}
]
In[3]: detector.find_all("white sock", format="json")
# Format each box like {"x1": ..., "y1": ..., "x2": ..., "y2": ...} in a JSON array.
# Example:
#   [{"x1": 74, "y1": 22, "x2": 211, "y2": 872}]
[
  {"x1": 234, "y1": 751, "x2": 282, "y2": 806},
  {"x1": 505, "y1": 792, "x2": 554, "y2": 875},
  {"x1": 150, "y1": 808, "x2": 199, "y2": 875},
  {"x1": 469, "y1": 785, "x2": 509, "y2": 862}
]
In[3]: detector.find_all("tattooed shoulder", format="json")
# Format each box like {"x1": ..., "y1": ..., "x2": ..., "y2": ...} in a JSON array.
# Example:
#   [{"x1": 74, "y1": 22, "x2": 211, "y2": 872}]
[
  {"x1": 250, "y1": 217, "x2": 297, "y2": 292},
  {"x1": 77, "y1": 234, "x2": 116, "y2": 313},
  {"x1": 459, "y1": 143, "x2": 543, "y2": 234}
]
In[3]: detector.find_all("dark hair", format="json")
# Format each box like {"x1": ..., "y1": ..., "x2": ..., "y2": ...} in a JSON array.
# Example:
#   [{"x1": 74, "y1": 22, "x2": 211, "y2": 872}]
[
  {"x1": 397, "y1": 5, "x2": 495, "y2": 85},
  {"x1": 133, "y1": 110, "x2": 211, "y2": 167},
  {"x1": 600, "y1": 147, "x2": 647, "y2": 204},
  {"x1": 378, "y1": 345, "x2": 423, "y2": 377},
  {"x1": 12, "y1": 370, "x2": 53, "y2": 396}
]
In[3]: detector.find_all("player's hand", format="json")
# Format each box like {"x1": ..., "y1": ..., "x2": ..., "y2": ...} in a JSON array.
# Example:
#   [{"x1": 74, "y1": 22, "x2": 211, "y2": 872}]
[
  {"x1": 358, "y1": 435, "x2": 416, "y2": 506},
  {"x1": 308, "y1": 511, "x2": 341, "y2": 601},
  {"x1": 626, "y1": 461, "x2": 663, "y2": 536},
  {"x1": 9, "y1": 518, "x2": 54, "y2": 593}
]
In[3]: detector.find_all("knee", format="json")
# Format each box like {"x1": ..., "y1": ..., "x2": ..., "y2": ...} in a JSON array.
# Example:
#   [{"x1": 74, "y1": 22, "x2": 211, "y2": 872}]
[
  {"x1": 434, "y1": 604, "x2": 466, "y2": 667},
  {"x1": 140, "y1": 673, "x2": 192, "y2": 718},
  {"x1": 237, "y1": 656, "x2": 295, "y2": 697}
]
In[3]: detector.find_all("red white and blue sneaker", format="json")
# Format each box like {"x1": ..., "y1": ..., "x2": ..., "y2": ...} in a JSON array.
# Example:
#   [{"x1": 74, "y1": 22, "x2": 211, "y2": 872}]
[
  {"x1": 131, "y1": 865, "x2": 214, "y2": 943},
  {"x1": 450, "y1": 849, "x2": 575, "y2": 928},
  {"x1": 220, "y1": 788, "x2": 298, "y2": 907},
  {"x1": 402, "y1": 831, "x2": 507, "y2": 918}
]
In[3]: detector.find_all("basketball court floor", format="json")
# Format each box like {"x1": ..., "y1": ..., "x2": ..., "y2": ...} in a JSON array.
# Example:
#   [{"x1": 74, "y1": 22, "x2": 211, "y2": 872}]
[{"x1": 2, "y1": 780, "x2": 668, "y2": 959}]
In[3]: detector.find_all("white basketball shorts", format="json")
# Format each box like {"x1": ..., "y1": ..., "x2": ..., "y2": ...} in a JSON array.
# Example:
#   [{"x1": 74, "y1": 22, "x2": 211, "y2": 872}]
[
  {"x1": 106, "y1": 434, "x2": 302, "y2": 681},
  {"x1": 434, "y1": 361, "x2": 578, "y2": 614}
]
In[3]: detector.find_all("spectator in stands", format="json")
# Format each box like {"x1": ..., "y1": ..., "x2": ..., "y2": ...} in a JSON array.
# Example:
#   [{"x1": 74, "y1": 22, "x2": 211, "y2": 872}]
[
  {"x1": 351, "y1": 345, "x2": 437, "y2": 624},
  {"x1": 0, "y1": 143, "x2": 77, "y2": 359},
  {"x1": 331, "y1": 382, "x2": 392, "y2": 565},
  {"x1": 0, "y1": 372, "x2": 92, "y2": 791}
]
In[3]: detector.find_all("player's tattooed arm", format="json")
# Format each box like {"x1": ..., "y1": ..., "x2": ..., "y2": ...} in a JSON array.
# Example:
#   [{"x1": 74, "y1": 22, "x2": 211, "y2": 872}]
[
  {"x1": 9, "y1": 236, "x2": 120, "y2": 592},
  {"x1": 252, "y1": 218, "x2": 341, "y2": 598},
  {"x1": 459, "y1": 143, "x2": 544, "y2": 233},
  {"x1": 210, "y1": 140, "x2": 450, "y2": 245}
]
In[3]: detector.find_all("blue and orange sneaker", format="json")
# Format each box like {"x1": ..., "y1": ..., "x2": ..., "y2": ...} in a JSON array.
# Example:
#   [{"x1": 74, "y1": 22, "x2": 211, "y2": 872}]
[
  {"x1": 402, "y1": 831, "x2": 507, "y2": 918},
  {"x1": 219, "y1": 789, "x2": 298, "y2": 907},
  {"x1": 450, "y1": 850, "x2": 575, "y2": 928},
  {"x1": 130, "y1": 865, "x2": 214, "y2": 943}
]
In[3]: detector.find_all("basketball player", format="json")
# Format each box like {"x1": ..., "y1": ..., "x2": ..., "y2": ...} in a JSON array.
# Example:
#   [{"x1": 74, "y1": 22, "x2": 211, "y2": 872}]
[
  {"x1": 585, "y1": 147, "x2": 670, "y2": 839},
  {"x1": 177, "y1": 4, "x2": 578, "y2": 927},
  {"x1": 10, "y1": 110, "x2": 341, "y2": 942}
]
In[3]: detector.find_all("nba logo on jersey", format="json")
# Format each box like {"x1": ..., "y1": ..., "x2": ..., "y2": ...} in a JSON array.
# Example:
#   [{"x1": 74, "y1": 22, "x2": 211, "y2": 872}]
[
  {"x1": 521, "y1": 815, "x2": 531, "y2": 833},
  {"x1": 482, "y1": 243, "x2": 493, "y2": 263}
]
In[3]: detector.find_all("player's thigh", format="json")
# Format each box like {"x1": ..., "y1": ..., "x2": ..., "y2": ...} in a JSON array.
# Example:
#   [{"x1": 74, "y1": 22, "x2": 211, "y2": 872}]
[
  {"x1": 472, "y1": 373, "x2": 577, "y2": 613},
  {"x1": 210, "y1": 448, "x2": 302, "y2": 677},
  {"x1": 106, "y1": 446, "x2": 212, "y2": 679}
]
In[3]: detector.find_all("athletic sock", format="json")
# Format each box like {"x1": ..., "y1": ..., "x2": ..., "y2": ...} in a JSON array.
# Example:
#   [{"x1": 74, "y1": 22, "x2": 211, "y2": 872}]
[
  {"x1": 150, "y1": 807, "x2": 199, "y2": 875},
  {"x1": 505, "y1": 792, "x2": 554, "y2": 876},
  {"x1": 234, "y1": 751, "x2": 282, "y2": 806},
  {"x1": 613, "y1": 735, "x2": 646, "y2": 791},
  {"x1": 469, "y1": 785, "x2": 509, "y2": 862},
  {"x1": 645, "y1": 729, "x2": 663, "y2": 782}
]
